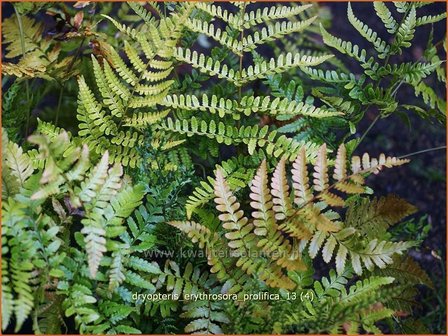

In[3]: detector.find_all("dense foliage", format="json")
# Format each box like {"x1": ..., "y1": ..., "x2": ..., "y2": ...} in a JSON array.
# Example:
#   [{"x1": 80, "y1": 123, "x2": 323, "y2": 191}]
[{"x1": 1, "y1": 1, "x2": 446, "y2": 334}]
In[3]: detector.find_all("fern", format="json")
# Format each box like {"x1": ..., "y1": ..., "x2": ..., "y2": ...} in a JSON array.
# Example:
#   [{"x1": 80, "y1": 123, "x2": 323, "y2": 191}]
[
  {"x1": 152, "y1": 261, "x2": 228, "y2": 334},
  {"x1": 278, "y1": 270, "x2": 399, "y2": 334},
  {"x1": 345, "y1": 195, "x2": 417, "y2": 239},
  {"x1": 172, "y1": 143, "x2": 411, "y2": 296},
  {"x1": 2, "y1": 128, "x2": 34, "y2": 199},
  {"x1": 74, "y1": 3, "x2": 195, "y2": 167},
  {"x1": 318, "y1": 2, "x2": 446, "y2": 122},
  {"x1": 1, "y1": 2, "x2": 443, "y2": 334},
  {"x1": 157, "y1": 116, "x2": 315, "y2": 160},
  {"x1": 2, "y1": 14, "x2": 79, "y2": 80},
  {"x1": 373, "y1": 2, "x2": 399, "y2": 34},
  {"x1": 185, "y1": 152, "x2": 264, "y2": 218},
  {"x1": 347, "y1": 3, "x2": 390, "y2": 59}
]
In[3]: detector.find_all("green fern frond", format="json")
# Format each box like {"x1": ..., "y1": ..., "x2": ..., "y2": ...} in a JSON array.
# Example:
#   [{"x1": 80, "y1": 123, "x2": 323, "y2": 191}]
[
  {"x1": 243, "y1": 4, "x2": 314, "y2": 29},
  {"x1": 382, "y1": 61, "x2": 441, "y2": 83},
  {"x1": 239, "y1": 53, "x2": 333, "y2": 86},
  {"x1": 346, "y1": 195, "x2": 417, "y2": 239},
  {"x1": 162, "y1": 94, "x2": 237, "y2": 119},
  {"x1": 313, "y1": 269, "x2": 351, "y2": 299},
  {"x1": 2, "y1": 130, "x2": 34, "y2": 195},
  {"x1": 393, "y1": 6, "x2": 416, "y2": 53},
  {"x1": 416, "y1": 12, "x2": 447, "y2": 27},
  {"x1": 373, "y1": 2, "x2": 398, "y2": 34},
  {"x1": 340, "y1": 276, "x2": 395, "y2": 304},
  {"x1": 185, "y1": 18, "x2": 242, "y2": 55},
  {"x1": 348, "y1": 3, "x2": 390, "y2": 59},
  {"x1": 181, "y1": 301, "x2": 229, "y2": 334},
  {"x1": 320, "y1": 24, "x2": 380, "y2": 74},
  {"x1": 158, "y1": 116, "x2": 309, "y2": 160},
  {"x1": 414, "y1": 80, "x2": 447, "y2": 115},
  {"x1": 242, "y1": 17, "x2": 317, "y2": 52}
]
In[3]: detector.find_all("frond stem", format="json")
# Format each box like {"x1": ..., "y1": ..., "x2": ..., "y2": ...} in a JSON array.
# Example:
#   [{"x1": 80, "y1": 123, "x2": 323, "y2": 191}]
[
  {"x1": 398, "y1": 145, "x2": 446, "y2": 159},
  {"x1": 358, "y1": 113, "x2": 381, "y2": 145}
]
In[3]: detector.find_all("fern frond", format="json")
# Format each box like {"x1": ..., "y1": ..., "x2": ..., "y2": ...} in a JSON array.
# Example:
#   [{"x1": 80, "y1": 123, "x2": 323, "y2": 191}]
[
  {"x1": 239, "y1": 96, "x2": 342, "y2": 118},
  {"x1": 157, "y1": 117, "x2": 305, "y2": 160},
  {"x1": 242, "y1": 17, "x2": 316, "y2": 52},
  {"x1": 181, "y1": 301, "x2": 229, "y2": 334},
  {"x1": 162, "y1": 94, "x2": 237, "y2": 119},
  {"x1": 373, "y1": 2, "x2": 398, "y2": 34},
  {"x1": 301, "y1": 67, "x2": 359, "y2": 86},
  {"x1": 10, "y1": 242, "x2": 35, "y2": 332},
  {"x1": 3, "y1": 135, "x2": 34, "y2": 189},
  {"x1": 185, "y1": 154, "x2": 261, "y2": 218},
  {"x1": 185, "y1": 19, "x2": 242, "y2": 55},
  {"x1": 393, "y1": 6, "x2": 416, "y2": 53},
  {"x1": 414, "y1": 80, "x2": 447, "y2": 114},
  {"x1": 174, "y1": 47, "x2": 237, "y2": 82},
  {"x1": 313, "y1": 269, "x2": 351, "y2": 299},
  {"x1": 193, "y1": 3, "x2": 240, "y2": 30},
  {"x1": 346, "y1": 195, "x2": 417, "y2": 239},
  {"x1": 348, "y1": 3, "x2": 390, "y2": 59},
  {"x1": 271, "y1": 158, "x2": 293, "y2": 220},
  {"x1": 2, "y1": 15, "x2": 43, "y2": 58},
  {"x1": 127, "y1": 2, "x2": 156, "y2": 25},
  {"x1": 416, "y1": 12, "x2": 447, "y2": 27},
  {"x1": 243, "y1": 4, "x2": 314, "y2": 29},
  {"x1": 340, "y1": 276, "x2": 395, "y2": 304},
  {"x1": 238, "y1": 53, "x2": 333, "y2": 86},
  {"x1": 320, "y1": 24, "x2": 379, "y2": 74},
  {"x1": 123, "y1": 110, "x2": 170, "y2": 128},
  {"x1": 251, "y1": 160, "x2": 304, "y2": 271},
  {"x1": 382, "y1": 61, "x2": 440, "y2": 84},
  {"x1": 2, "y1": 14, "x2": 78, "y2": 80},
  {"x1": 2, "y1": 201, "x2": 38, "y2": 333},
  {"x1": 109, "y1": 252, "x2": 126, "y2": 291},
  {"x1": 291, "y1": 148, "x2": 313, "y2": 206},
  {"x1": 78, "y1": 152, "x2": 111, "y2": 204},
  {"x1": 373, "y1": 255, "x2": 433, "y2": 289},
  {"x1": 215, "y1": 168, "x2": 253, "y2": 252}
]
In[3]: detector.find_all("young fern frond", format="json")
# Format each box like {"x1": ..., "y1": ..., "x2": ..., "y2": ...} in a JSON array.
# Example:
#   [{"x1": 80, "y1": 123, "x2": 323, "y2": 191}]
[
  {"x1": 175, "y1": 143, "x2": 411, "y2": 295},
  {"x1": 185, "y1": 152, "x2": 265, "y2": 218}
]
